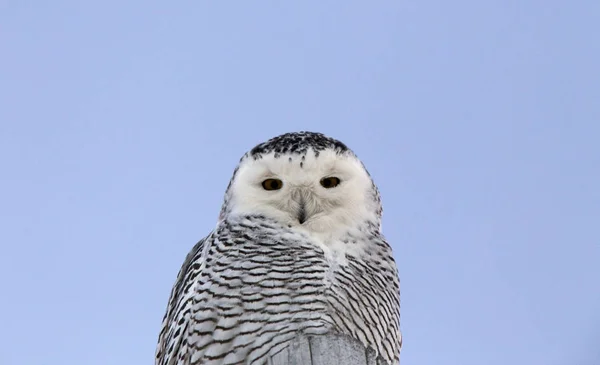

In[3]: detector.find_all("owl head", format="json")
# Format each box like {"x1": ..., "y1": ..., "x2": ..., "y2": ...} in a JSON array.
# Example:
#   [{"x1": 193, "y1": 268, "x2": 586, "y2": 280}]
[{"x1": 219, "y1": 132, "x2": 383, "y2": 234}]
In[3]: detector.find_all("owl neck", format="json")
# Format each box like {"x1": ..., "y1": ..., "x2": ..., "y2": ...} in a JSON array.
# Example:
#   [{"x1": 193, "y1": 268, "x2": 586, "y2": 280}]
[{"x1": 221, "y1": 213, "x2": 381, "y2": 244}]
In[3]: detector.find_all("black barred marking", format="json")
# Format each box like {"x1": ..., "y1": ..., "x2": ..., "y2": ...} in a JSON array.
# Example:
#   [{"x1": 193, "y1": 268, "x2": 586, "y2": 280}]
[{"x1": 155, "y1": 214, "x2": 401, "y2": 365}]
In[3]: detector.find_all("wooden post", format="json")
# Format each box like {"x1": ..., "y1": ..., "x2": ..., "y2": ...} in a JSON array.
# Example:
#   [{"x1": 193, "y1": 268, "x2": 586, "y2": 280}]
[{"x1": 268, "y1": 334, "x2": 391, "y2": 365}]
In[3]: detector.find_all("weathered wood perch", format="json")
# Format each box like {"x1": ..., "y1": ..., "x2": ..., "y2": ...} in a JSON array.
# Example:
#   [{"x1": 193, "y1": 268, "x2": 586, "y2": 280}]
[{"x1": 268, "y1": 334, "x2": 392, "y2": 365}]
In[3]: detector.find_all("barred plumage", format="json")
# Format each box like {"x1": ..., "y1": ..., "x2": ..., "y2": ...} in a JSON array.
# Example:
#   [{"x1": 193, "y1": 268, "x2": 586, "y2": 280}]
[{"x1": 156, "y1": 132, "x2": 402, "y2": 365}]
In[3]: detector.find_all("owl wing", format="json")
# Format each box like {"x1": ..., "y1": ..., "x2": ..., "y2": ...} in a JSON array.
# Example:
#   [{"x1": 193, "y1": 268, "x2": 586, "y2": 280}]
[{"x1": 155, "y1": 235, "x2": 210, "y2": 365}]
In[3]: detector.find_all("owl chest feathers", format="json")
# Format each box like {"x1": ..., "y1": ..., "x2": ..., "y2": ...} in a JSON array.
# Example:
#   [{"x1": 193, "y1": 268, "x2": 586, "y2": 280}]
[
  {"x1": 209, "y1": 216, "x2": 377, "y2": 299},
  {"x1": 166, "y1": 217, "x2": 398, "y2": 364},
  {"x1": 199, "y1": 218, "x2": 395, "y2": 354}
]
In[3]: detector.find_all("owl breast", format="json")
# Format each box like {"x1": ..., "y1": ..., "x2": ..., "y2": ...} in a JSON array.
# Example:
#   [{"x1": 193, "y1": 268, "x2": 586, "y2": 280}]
[{"x1": 164, "y1": 215, "x2": 399, "y2": 365}]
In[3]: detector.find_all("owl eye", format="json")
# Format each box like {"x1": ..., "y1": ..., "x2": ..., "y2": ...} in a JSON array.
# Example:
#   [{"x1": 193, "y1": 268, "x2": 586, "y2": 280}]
[
  {"x1": 262, "y1": 178, "x2": 283, "y2": 191},
  {"x1": 320, "y1": 177, "x2": 341, "y2": 188}
]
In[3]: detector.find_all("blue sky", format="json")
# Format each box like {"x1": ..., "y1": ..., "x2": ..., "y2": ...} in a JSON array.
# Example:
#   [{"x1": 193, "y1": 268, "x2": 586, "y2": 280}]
[{"x1": 1, "y1": 1, "x2": 598, "y2": 364}]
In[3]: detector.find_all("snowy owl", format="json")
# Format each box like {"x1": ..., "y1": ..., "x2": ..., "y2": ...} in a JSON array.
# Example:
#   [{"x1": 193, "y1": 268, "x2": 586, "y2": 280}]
[{"x1": 155, "y1": 131, "x2": 401, "y2": 365}]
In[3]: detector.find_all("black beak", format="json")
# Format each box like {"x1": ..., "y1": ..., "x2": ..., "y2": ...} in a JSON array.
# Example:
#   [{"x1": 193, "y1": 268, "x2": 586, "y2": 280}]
[
  {"x1": 292, "y1": 189, "x2": 309, "y2": 224},
  {"x1": 297, "y1": 202, "x2": 307, "y2": 224}
]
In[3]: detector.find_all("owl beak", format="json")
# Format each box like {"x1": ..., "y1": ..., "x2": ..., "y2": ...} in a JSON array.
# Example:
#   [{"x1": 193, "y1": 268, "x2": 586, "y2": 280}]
[
  {"x1": 297, "y1": 202, "x2": 307, "y2": 224},
  {"x1": 292, "y1": 188, "x2": 308, "y2": 224}
]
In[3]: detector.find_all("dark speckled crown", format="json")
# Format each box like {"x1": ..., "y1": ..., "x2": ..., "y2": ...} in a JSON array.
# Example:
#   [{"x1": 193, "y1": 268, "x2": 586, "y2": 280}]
[{"x1": 249, "y1": 131, "x2": 350, "y2": 159}]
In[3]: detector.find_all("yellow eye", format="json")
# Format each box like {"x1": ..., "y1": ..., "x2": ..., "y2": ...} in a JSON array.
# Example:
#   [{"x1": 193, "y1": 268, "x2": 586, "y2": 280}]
[
  {"x1": 320, "y1": 177, "x2": 341, "y2": 188},
  {"x1": 262, "y1": 178, "x2": 283, "y2": 190}
]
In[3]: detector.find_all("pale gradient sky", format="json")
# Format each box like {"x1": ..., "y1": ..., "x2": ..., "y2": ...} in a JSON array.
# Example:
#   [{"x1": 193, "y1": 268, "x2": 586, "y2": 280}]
[{"x1": 1, "y1": 1, "x2": 599, "y2": 365}]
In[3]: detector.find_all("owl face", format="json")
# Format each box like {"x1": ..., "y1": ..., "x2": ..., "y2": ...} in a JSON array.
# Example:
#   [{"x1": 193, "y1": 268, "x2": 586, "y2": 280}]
[{"x1": 222, "y1": 132, "x2": 382, "y2": 234}]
